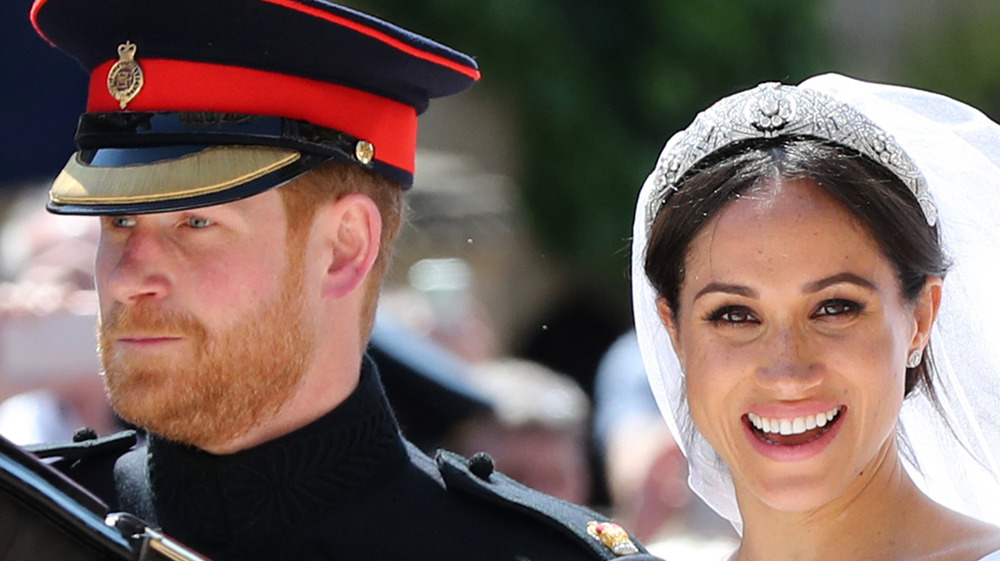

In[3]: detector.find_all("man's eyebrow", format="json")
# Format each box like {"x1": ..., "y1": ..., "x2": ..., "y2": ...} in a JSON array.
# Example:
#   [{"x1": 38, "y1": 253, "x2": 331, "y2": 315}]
[
  {"x1": 694, "y1": 283, "x2": 758, "y2": 301},
  {"x1": 803, "y1": 272, "x2": 877, "y2": 293}
]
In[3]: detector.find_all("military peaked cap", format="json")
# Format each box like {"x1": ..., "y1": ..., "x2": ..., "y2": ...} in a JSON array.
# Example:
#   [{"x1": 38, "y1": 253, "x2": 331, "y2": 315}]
[{"x1": 31, "y1": 0, "x2": 480, "y2": 214}]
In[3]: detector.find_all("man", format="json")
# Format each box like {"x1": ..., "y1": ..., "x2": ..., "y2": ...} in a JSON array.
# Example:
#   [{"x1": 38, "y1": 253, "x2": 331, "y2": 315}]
[{"x1": 28, "y1": 0, "x2": 658, "y2": 559}]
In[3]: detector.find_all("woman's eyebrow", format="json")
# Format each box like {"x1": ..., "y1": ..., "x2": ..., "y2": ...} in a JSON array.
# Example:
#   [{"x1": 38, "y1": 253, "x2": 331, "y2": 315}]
[
  {"x1": 694, "y1": 283, "x2": 758, "y2": 301},
  {"x1": 802, "y1": 272, "x2": 877, "y2": 293}
]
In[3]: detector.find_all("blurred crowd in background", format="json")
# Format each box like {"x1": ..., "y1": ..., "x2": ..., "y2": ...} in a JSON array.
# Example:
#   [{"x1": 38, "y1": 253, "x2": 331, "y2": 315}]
[{"x1": 2, "y1": 0, "x2": 999, "y2": 557}]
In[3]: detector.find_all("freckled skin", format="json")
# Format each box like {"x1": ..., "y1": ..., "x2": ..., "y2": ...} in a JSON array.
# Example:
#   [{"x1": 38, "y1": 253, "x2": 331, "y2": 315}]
[
  {"x1": 663, "y1": 179, "x2": 917, "y2": 513},
  {"x1": 659, "y1": 179, "x2": 1000, "y2": 561}
]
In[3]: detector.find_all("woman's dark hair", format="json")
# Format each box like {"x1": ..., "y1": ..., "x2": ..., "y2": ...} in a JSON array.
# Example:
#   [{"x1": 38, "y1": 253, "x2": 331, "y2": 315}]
[{"x1": 643, "y1": 137, "x2": 949, "y2": 398}]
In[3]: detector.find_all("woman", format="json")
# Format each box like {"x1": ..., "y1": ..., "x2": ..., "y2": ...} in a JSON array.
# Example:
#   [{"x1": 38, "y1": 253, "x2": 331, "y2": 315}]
[{"x1": 631, "y1": 74, "x2": 1000, "y2": 560}]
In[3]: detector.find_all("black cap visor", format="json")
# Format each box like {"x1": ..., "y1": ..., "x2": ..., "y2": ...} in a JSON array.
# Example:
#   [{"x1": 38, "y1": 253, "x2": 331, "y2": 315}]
[
  {"x1": 47, "y1": 112, "x2": 406, "y2": 215},
  {"x1": 49, "y1": 144, "x2": 317, "y2": 215}
]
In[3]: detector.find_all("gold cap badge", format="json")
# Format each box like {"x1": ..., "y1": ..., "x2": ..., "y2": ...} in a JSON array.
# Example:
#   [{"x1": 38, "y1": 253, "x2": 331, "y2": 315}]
[
  {"x1": 586, "y1": 521, "x2": 639, "y2": 557},
  {"x1": 107, "y1": 41, "x2": 144, "y2": 110}
]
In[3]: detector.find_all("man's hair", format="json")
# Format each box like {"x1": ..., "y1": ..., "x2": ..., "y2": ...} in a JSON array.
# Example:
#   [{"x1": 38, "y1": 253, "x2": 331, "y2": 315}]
[{"x1": 277, "y1": 161, "x2": 406, "y2": 340}]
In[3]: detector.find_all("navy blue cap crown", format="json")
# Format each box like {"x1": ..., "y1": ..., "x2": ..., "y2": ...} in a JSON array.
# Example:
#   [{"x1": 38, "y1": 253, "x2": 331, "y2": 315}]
[{"x1": 31, "y1": 0, "x2": 480, "y2": 214}]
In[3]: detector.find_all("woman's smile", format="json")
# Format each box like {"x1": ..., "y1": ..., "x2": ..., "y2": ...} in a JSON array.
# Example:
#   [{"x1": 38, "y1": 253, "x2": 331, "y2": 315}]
[
  {"x1": 662, "y1": 177, "x2": 920, "y2": 512},
  {"x1": 634, "y1": 76, "x2": 1000, "y2": 560},
  {"x1": 744, "y1": 405, "x2": 846, "y2": 462}
]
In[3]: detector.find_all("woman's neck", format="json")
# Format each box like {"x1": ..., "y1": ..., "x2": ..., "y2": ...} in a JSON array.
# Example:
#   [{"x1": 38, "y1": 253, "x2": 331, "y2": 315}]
[{"x1": 731, "y1": 442, "x2": 996, "y2": 561}]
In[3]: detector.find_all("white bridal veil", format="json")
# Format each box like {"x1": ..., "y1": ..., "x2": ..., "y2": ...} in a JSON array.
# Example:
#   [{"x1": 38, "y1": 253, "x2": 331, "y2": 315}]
[{"x1": 631, "y1": 73, "x2": 1000, "y2": 533}]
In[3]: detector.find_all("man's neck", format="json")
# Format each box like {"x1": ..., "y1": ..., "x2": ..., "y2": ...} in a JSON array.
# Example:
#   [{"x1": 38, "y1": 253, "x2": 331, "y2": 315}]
[{"x1": 199, "y1": 350, "x2": 363, "y2": 455}]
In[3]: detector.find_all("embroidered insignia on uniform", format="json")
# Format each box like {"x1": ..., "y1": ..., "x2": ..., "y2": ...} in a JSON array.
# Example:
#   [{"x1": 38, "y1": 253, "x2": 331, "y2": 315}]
[
  {"x1": 107, "y1": 41, "x2": 144, "y2": 109},
  {"x1": 586, "y1": 521, "x2": 639, "y2": 556}
]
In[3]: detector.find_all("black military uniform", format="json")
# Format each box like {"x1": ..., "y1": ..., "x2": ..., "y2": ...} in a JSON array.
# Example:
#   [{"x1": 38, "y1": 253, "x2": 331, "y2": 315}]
[
  {"x1": 27, "y1": 0, "x2": 659, "y2": 559},
  {"x1": 44, "y1": 358, "x2": 656, "y2": 560}
]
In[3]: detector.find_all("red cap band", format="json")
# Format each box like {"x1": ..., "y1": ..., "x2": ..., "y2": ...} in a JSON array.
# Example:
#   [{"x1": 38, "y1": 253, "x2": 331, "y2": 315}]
[{"x1": 88, "y1": 58, "x2": 418, "y2": 174}]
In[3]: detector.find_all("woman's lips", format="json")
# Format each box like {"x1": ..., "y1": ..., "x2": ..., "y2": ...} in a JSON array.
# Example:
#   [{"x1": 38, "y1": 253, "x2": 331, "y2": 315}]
[
  {"x1": 748, "y1": 406, "x2": 841, "y2": 437},
  {"x1": 742, "y1": 406, "x2": 847, "y2": 461}
]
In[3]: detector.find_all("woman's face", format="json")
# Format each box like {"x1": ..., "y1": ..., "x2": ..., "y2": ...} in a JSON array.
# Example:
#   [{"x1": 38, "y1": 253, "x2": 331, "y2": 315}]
[{"x1": 659, "y1": 178, "x2": 939, "y2": 515}]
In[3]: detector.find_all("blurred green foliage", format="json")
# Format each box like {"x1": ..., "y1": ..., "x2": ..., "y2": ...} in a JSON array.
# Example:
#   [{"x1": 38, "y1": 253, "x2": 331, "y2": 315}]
[
  {"x1": 897, "y1": 1, "x2": 1000, "y2": 120},
  {"x1": 359, "y1": 0, "x2": 828, "y2": 302}
]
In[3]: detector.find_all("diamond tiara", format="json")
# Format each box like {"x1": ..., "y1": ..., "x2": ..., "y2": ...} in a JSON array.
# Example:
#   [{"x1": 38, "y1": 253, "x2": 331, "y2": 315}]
[{"x1": 645, "y1": 82, "x2": 937, "y2": 229}]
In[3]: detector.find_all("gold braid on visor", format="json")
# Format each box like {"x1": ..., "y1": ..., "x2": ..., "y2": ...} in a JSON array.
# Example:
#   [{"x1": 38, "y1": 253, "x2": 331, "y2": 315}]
[{"x1": 51, "y1": 145, "x2": 300, "y2": 206}]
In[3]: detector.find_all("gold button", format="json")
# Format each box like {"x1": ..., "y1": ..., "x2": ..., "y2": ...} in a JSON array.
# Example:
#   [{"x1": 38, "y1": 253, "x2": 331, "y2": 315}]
[{"x1": 355, "y1": 140, "x2": 375, "y2": 165}]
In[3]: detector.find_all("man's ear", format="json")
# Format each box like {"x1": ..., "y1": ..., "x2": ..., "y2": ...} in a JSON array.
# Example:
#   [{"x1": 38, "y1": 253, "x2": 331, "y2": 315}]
[{"x1": 321, "y1": 193, "x2": 382, "y2": 299}]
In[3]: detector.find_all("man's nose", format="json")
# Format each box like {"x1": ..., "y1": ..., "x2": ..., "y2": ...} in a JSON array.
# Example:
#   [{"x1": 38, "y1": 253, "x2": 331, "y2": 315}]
[
  {"x1": 754, "y1": 323, "x2": 823, "y2": 394},
  {"x1": 102, "y1": 227, "x2": 173, "y2": 306}
]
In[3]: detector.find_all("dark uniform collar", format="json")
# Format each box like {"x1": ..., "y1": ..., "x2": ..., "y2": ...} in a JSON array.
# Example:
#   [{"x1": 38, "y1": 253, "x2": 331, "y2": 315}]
[{"x1": 146, "y1": 357, "x2": 407, "y2": 551}]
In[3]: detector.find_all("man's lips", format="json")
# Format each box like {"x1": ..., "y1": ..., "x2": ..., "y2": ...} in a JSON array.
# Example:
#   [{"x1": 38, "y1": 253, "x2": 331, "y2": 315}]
[{"x1": 115, "y1": 335, "x2": 184, "y2": 345}]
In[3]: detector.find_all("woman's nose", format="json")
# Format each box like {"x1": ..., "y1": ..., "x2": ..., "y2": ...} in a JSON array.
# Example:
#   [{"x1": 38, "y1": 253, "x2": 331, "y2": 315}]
[{"x1": 754, "y1": 323, "x2": 823, "y2": 393}]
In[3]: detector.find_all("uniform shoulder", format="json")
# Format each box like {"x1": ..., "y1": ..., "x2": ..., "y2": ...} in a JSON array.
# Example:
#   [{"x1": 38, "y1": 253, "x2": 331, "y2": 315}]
[
  {"x1": 26, "y1": 428, "x2": 139, "y2": 508},
  {"x1": 27, "y1": 429, "x2": 138, "y2": 464},
  {"x1": 435, "y1": 448, "x2": 662, "y2": 560}
]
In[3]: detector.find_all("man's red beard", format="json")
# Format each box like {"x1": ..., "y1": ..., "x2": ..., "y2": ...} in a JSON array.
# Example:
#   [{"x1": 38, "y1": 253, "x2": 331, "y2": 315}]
[{"x1": 98, "y1": 259, "x2": 315, "y2": 450}]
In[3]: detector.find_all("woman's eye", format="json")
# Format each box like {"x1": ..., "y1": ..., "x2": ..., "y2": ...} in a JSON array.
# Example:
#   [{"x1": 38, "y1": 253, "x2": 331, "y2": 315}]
[
  {"x1": 186, "y1": 216, "x2": 214, "y2": 229},
  {"x1": 111, "y1": 216, "x2": 136, "y2": 228},
  {"x1": 706, "y1": 306, "x2": 758, "y2": 326},
  {"x1": 814, "y1": 299, "x2": 862, "y2": 318}
]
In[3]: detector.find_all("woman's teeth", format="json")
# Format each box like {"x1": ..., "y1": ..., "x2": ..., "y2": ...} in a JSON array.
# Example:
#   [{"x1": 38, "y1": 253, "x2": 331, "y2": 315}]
[{"x1": 748, "y1": 407, "x2": 841, "y2": 436}]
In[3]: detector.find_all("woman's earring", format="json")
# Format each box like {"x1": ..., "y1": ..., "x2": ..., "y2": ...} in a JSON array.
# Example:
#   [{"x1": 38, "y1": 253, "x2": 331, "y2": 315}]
[{"x1": 907, "y1": 348, "x2": 923, "y2": 369}]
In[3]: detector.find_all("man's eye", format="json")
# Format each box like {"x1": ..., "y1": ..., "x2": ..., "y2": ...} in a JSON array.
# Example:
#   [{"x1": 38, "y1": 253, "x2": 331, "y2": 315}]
[
  {"x1": 112, "y1": 216, "x2": 137, "y2": 228},
  {"x1": 186, "y1": 216, "x2": 214, "y2": 229},
  {"x1": 814, "y1": 299, "x2": 863, "y2": 317},
  {"x1": 706, "y1": 306, "x2": 758, "y2": 326}
]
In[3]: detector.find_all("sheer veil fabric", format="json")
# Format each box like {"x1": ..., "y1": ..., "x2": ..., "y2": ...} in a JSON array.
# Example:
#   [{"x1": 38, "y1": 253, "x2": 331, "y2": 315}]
[{"x1": 631, "y1": 73, "x2": 1000, "y2": 534}]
